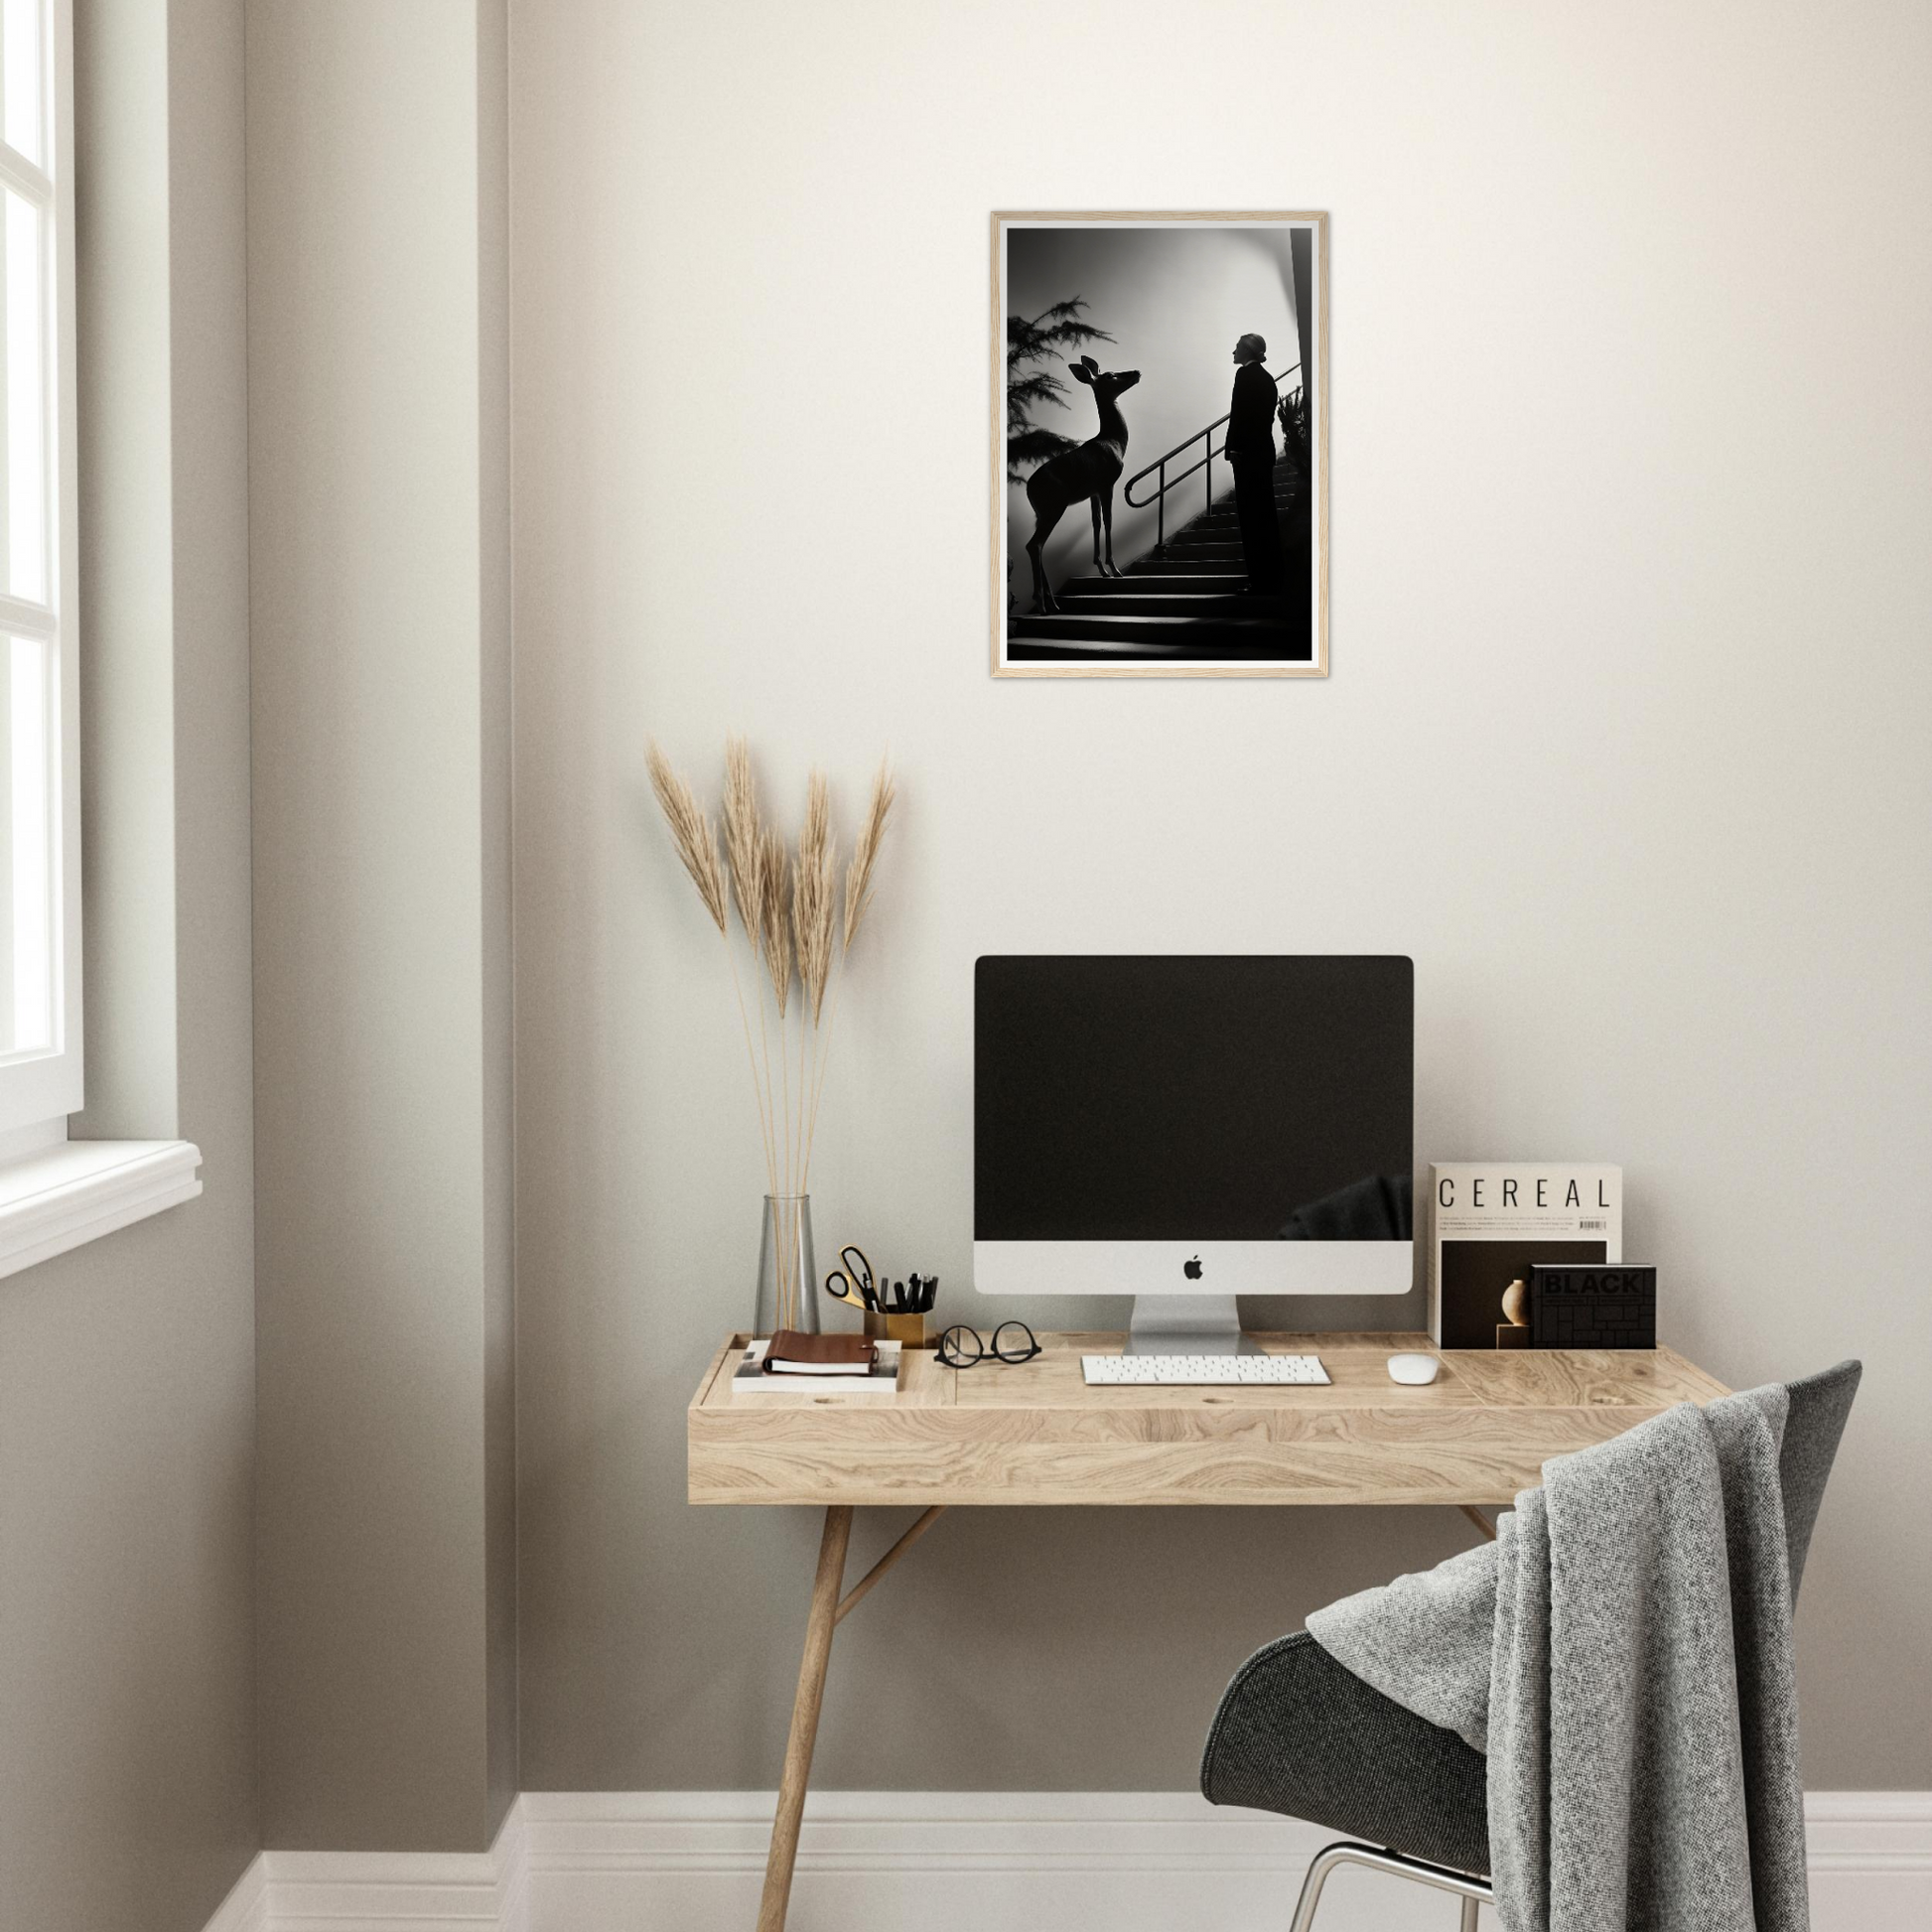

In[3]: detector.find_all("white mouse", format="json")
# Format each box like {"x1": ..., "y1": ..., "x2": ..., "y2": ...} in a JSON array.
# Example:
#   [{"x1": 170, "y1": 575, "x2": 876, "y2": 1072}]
[{"x1": 1387, "y1": 1352, "x2": 1442, "y2": 1386}]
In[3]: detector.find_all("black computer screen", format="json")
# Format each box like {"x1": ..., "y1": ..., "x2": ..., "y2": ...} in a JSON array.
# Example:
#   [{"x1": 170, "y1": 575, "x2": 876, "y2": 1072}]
[{"x1": 974, "y1": 956, "x2": 1414, "y2": 1241}]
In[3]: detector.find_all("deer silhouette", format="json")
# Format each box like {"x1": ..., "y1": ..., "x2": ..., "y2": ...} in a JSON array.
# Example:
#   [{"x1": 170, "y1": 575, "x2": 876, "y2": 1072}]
[{"x1": 1023, "y1": 355, "x2": 1140, "y2": 615}]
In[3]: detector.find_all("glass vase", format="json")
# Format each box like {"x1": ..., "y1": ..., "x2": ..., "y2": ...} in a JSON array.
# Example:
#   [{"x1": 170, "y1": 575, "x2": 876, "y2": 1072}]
[{"x1": 754, "y1": 1193, "x2": 818, "y2": 1338}]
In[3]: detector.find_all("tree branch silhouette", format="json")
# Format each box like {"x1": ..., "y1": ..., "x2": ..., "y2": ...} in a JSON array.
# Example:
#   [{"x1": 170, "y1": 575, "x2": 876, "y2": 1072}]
[{"x1": 1005, "y1": 298, "x2": 1114, "y2": 483}]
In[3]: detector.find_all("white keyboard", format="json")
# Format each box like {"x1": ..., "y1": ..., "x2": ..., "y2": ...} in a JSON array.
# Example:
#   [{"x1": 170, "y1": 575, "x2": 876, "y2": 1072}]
[{"x1": 1081, "y1": 1352, "x2": 1329, "y2": 1386}]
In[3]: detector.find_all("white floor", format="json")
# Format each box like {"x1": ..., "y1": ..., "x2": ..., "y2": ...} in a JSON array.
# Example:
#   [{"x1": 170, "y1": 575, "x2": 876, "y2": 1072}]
[{"x1": 205, "y1": 1789, "x2": 1932, "y2": 1932}]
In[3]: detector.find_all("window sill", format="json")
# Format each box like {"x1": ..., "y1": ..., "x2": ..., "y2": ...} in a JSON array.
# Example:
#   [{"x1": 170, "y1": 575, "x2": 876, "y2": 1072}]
[{"x1": 0, "y1": 1139, "x2": 203, "y2": 1282}]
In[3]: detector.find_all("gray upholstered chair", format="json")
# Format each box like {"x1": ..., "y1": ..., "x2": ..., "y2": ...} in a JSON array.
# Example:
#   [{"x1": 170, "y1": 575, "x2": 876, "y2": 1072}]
[{"x1": 1200, "y1": 1361, "x2": 1862, "y2": 1930}]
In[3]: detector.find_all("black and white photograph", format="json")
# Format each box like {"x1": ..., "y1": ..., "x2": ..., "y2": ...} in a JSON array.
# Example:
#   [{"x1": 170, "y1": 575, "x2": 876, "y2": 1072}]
[{"x1": 993, "y1": 211, "x2": 1327, "y2": 678}]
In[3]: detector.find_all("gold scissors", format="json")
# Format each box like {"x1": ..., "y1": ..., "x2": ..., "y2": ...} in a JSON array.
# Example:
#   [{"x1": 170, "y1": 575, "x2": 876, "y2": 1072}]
[{"x1": 824, "y1": 1244, "x2": 878, "y2": 1312}]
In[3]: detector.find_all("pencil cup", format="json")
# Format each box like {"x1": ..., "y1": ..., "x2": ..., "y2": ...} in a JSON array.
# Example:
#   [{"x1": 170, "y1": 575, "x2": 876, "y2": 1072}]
[{"x1": 866, "y1": 1310, "x2": 926, "y2": 1348}]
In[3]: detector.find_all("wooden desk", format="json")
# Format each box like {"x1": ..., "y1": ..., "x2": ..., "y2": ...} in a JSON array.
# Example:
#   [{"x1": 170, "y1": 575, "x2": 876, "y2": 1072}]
[{"x1": 688, "y1": 1330, "x2": 1728, "y2": 1931}]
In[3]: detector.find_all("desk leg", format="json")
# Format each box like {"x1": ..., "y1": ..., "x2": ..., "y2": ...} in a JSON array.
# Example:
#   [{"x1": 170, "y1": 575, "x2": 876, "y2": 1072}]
[{"x1": 757, "y1": 1504, "x2": 853, "y2": 1932}]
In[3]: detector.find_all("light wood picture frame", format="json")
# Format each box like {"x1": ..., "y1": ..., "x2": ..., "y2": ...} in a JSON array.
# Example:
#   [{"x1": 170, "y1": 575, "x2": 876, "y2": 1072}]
[{"x1": 992, "y1": 210, "x2": 1328, "y2": 679}]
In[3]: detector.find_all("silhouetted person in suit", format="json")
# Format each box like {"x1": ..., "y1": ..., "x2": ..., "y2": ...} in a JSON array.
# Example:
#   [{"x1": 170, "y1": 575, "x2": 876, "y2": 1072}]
[{"x1": 1224, "y1": 333, "x2": 1283, "y2": 595}]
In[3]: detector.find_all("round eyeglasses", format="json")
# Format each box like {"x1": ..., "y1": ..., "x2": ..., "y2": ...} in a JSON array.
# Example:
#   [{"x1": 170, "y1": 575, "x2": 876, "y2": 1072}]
[{"x1": 936, "y1": 1320, "x2": 1041, "y2": 1368}]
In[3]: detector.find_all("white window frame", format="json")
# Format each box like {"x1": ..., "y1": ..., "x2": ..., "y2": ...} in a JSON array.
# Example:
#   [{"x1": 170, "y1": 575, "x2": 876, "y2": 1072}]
[
  {"x1": 0, "y1": 0, "x2": 79, "y2": 1140},
  {"x1": 0, "y1": 0, "x2": 200, "y2": 1278}
]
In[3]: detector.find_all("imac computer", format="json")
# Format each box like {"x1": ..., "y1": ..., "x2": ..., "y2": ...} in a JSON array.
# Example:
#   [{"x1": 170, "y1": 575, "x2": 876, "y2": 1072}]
[{"x1": 973, "y1": 955, "x2": 1414, "y2": 1354}]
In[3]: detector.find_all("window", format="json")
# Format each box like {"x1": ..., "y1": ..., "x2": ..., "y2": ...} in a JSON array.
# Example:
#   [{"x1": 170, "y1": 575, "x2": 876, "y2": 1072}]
[
  {"x1": 0, "y1": 0, "x2": 200, "y2": 1273},
  {"x1": 0, "y1": 0, "x2": 76, "y2": 1142}
]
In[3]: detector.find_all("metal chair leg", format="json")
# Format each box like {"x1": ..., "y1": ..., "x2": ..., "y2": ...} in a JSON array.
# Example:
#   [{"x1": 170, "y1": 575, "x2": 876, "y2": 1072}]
[
  {"x1": 1286, "y1": 1843, "x2": 1349, "y2": 1932},
  {"x1": 1288, "y1": 1841, "x2": 1493, "y2": 1932}
]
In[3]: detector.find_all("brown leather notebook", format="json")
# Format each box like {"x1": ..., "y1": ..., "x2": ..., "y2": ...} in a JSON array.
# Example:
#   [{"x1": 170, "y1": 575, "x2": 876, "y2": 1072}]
[{"x1": 763, "y1": 1330, "x2": 878, "y2": 1374}]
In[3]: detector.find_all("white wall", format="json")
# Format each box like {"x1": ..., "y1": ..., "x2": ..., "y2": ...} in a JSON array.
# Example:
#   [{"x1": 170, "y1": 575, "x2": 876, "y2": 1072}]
[
  {"x1": 3, "y1": 2, "x2": 260, "y2": 1928},
  {"x1": 248, "y1": 0, "x2": 515, "y2": 1855},
  {"x1": 510, "y1": 0, "x2": 1932, "y2": 1795}
]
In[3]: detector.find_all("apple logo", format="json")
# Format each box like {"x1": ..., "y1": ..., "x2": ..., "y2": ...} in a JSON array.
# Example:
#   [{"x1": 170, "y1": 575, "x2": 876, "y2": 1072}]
[{"x1": 1183, "y1": 1255, "x2": 1203, "y2": 1280}]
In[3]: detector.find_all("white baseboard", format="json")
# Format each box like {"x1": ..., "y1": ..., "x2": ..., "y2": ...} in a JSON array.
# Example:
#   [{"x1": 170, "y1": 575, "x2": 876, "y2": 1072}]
[
  {"x1": 201, "y1": 1852, "x2": 268, "y2": 1932},
  {"x1": 201, "y1": 1789, "x2": 1932, "y2": 1932},
  {"x1": 201, "y1": 1808, "x2": 526, "y2": 1932}
]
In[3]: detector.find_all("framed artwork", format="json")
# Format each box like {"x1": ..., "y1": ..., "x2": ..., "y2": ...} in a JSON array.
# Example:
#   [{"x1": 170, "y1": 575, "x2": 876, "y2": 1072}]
[{"x1": 992, "y1": 210, "x2": 1328, "y2": 680}]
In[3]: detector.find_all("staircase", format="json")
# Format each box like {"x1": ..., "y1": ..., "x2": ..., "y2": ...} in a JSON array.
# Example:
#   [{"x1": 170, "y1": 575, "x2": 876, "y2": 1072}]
[{"x1": 1008, "y1": 455, "x2": 1307, "y2": 663}]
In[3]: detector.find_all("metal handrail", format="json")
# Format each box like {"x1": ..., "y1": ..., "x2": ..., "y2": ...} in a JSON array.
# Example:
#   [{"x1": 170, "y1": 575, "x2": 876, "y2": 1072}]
[{"x1": 1123, "y1": 362, "x2": 1300, "y2": 556}]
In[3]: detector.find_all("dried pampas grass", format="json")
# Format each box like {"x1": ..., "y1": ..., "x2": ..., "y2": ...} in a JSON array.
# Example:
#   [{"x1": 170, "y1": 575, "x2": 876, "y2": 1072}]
[
  {"x1": 844, "y1": 759, "x2": 896, "y2": 949},
  {"x1": 722, "y1": 736, "x2": 763, "y2": 940},
  {"x1": 759, "y1": 827, "x2": 793, "y2": 1018},
  {"x1": 645, "y1": 737, "x2": 895, "y2": 1232},
  {"x1": 793, "y1": 773, "x2": 836, "y2": 1025},
  {"x1": 645, "y1": 741, "x2": 727, "y2": 935}
]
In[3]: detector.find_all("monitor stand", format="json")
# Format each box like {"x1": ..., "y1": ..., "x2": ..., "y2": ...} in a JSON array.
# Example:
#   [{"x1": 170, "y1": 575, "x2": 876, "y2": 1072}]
[{"x1": 1124, "y1": 1294, "x2": 1258, "y2": 1356}]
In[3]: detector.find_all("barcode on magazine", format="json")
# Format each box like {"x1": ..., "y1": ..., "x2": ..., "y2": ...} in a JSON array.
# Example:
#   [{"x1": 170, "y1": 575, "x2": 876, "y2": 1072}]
[{"x1": 1580, "y1": 1218, "x2": 1608, "y2": 1230}]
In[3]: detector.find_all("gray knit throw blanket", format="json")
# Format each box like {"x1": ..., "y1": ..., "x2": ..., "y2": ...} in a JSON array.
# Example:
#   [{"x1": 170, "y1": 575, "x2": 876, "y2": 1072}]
[{"x1": 1307, "y1": 1387, "x2": 1809, "y2": 1932}]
